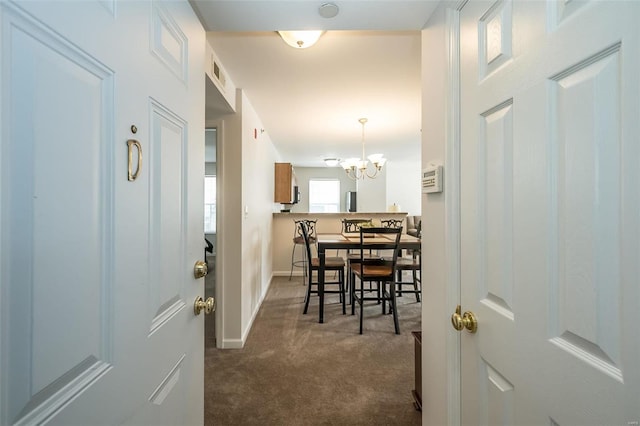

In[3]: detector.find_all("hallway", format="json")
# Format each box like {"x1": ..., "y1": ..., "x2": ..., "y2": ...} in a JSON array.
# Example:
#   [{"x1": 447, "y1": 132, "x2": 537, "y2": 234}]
[{"x1": 204, "y1": 276, "x2": 422, "y2": 425}]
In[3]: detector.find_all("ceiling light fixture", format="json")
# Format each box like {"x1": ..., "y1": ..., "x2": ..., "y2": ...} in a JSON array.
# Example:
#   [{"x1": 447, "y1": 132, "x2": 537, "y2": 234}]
[
  {"x1": 340, "y1": 118, "x2": 386, "y2": 180},
  {"x1": 324, "y1": 158, "x2": 341, "y2": 167},
  {"x1": 277, "y1": 30, "x2": 324, "y2": 49}
]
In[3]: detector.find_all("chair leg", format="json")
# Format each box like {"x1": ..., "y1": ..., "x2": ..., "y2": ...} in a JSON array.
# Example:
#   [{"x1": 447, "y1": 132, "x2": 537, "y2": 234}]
[
  {"x1": 341, "y1": 269, "x2": 346, "y2": 315},
  {"x1": 359, "y1": 284, "x2": 364, "y2": 334},
  {"x1": 289, "y1": 243, "x2": 296, "y2": 280},
  {"x1": 351, "y1": 272, "x2": 356, "y2": 316},
  {"x1": 413, "y1": 269, "x2": 421, "y2": 302},
  {"x1": 302, "y1": 274, "x2": 312, "y2": 314},
  {"x1": 390, "y1": 281, "x2": 400, "y2": 334},
  {"x1": 382, "y1": 281, "x2": 387, "y2": 315}
]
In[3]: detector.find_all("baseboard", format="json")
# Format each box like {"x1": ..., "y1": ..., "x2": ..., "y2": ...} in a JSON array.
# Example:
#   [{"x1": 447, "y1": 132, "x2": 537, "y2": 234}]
[
  {"x1": 273, "y1": 270, "x2": 304, "y2": 277},
  {"x1": 220, "y1": 275, "x2": 274, "y2": 349},
  {"x1": 219, "y1": 338, "x2": 244, "y2": 349}
]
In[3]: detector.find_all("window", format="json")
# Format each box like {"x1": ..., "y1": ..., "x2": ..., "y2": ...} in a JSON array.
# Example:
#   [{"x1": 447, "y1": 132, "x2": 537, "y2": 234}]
[
  {"x1": 308, "y1": 179, "x2": 340, "y2": 213},
  {"x1": 204, "y1": 176, "x2": 216, "y2": 233}
]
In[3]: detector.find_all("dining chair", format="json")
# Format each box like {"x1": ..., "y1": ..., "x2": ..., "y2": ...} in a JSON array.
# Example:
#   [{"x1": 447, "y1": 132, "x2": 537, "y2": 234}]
[
  {"x1": 300, "y1": 221, "x2": 346, "y2": 315},
  {"x1": 381, "y1": 218, "x2": 404, "y2": 229},
  {"x1": 341, "y1": 218, "x2": 373, "y2": 233},
  {"x1": 380, "y1": 218, "x2": 421, "y2": 301},
  {"x1": 289, "y1": 219, "x2": 317, "y2": 281},
  {"x1": 348, "y1": 226, "x2": 403, "y2": 334},
  {"x1": 394, "y1": 248, "x2": 421, "y2": 302},
  {"x1": 341, "y1": 218, "x2": 381, "y2": 301}
]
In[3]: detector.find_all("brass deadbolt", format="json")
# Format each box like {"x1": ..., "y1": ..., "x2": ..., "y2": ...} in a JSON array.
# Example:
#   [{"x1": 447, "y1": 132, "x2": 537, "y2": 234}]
[{"x1": 194, "y1": 260, "x2": 208, "y2": 279}]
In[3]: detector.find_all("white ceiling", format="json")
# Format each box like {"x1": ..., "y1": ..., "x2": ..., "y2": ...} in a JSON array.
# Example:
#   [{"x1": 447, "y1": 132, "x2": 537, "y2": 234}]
[{"x1": 190, "y1": 1, "x2": 439, "y2": 167}]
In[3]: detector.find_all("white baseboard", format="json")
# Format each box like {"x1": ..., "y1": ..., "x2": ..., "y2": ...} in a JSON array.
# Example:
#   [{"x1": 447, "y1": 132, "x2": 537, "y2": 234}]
[
  {"x1": 272, "y1": 270, "x2": 304, "y2": 277},
  {"x1": 220, "y1": 275, "x2": 275, "y2": 349}
]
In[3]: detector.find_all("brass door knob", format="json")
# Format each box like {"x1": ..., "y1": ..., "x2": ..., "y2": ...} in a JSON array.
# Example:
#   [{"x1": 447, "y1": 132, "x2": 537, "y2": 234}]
[
  {"x1": 194, "y1": 296, "x2": 215, "y2": 315},
  {"x1": 451, "y1": 305, "x2": 478, "y2": 333},
  {"x1": 194, "y1": 260, "x2": 208, "y2": 279}
]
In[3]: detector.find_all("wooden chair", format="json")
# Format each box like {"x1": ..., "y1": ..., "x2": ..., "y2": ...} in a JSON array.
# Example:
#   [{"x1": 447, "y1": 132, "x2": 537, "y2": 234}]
[
  {"x1": 301, "y1": 221, "x2": 346, "y2": 315},
  {"x1": 348, "y1": 226, "x2": 403, "y2": 334},
  {"x1": 289, "y1": 219, "x2": 317, "y2": 281}
]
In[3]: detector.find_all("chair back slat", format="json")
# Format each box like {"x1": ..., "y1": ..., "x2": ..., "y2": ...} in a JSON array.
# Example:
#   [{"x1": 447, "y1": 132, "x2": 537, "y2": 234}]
[
  {"x1": 356, "y1": 226, "x2": 403, "y2": 280},
  {"x1": 295, "y1": 219, "x2": 317, "y2": 239},
  {"x1": 299, "y1": 221, "x2": 314, "y2": 276},
  {"x1": 341, "y1": 218, "x2": 372, "y2": 233},
  {"x1": 381, "y1": 218, "x2": 404, "y2": 229}
]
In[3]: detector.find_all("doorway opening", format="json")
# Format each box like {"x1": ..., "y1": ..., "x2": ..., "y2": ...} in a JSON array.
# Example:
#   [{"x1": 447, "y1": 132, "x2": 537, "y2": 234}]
[{"x1": 204, "y1": 127, "x2": 217, "y2": 348}]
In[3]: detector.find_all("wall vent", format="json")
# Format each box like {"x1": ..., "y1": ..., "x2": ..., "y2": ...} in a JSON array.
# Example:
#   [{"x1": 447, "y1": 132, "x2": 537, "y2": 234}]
[{"x1": 212, "y1": 59, "x2": 226, "y2": 90}]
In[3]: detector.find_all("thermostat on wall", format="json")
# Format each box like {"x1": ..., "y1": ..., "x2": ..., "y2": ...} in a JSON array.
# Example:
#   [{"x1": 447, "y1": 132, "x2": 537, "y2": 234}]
[{"x1": 422, "y1": 164, "x2": 443, "y2": 193}]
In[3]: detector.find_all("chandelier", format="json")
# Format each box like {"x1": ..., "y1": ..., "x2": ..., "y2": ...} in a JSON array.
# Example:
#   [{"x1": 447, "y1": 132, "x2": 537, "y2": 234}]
[{"x1": 340, "y1": 118, "x2": 386, "y2": 180}]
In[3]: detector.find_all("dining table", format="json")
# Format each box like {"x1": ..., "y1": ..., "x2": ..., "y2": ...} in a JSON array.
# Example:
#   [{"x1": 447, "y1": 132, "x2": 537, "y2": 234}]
[{"x1": 315, "y1": 232, "x2": 421, "y2": 323}]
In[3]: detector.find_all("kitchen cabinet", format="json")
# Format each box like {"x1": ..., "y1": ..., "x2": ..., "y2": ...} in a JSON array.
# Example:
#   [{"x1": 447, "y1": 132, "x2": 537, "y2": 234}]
[{"x1": 274, "y1": 162, "x2": 298, "y2": 204}]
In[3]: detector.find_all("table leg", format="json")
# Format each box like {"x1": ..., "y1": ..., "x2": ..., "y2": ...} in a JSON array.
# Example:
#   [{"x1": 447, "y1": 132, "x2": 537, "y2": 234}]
[{"x1": 318, "y1": 246, "x2": 325, "y2": 323}]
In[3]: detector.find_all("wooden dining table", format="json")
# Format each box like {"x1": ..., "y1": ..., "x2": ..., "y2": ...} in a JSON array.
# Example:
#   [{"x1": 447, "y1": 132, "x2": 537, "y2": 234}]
[{"x1": 315, "y1": 232, "x2": 421, "y2": 323}]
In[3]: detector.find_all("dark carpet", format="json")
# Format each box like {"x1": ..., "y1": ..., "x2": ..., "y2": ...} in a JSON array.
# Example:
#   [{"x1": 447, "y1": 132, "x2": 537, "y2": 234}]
[{"x1": 204, "y1": 275, "x2": 422, "y2": 425}]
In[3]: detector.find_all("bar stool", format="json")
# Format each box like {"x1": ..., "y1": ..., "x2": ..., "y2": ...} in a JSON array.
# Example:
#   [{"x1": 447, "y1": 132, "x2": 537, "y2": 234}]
[{"x1": 289, "y1": 219, "x2": 317, "y2": 281}]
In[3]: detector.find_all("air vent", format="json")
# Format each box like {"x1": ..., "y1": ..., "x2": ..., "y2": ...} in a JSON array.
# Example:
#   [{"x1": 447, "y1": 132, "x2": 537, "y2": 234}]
[{"x1": 212, "y1": 60, "x2": 226, "y2": 89}]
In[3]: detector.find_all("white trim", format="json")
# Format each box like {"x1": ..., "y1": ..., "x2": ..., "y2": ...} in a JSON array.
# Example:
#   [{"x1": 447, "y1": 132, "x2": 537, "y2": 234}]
[
  {"x1": 445, "y1": 3, "x2": 465, "y2": 426},
  {"x1": 211, "y1": 120, "x2": 225, "y2": 349}
]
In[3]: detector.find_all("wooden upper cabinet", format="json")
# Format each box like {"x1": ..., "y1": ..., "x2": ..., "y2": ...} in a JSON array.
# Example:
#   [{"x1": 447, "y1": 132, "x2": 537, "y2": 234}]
[{"x1": 274, "y1": 162, "x2": 297, "y2": 203}]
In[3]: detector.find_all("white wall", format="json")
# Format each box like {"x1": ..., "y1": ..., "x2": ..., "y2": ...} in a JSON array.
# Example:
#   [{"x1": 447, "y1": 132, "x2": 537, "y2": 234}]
[
  {"x1": 211, "y1": 88, "x2": 279, "y2": 349},
  {"x1": 285, "y1": 167, "x2": 357, "y2": 213},
  {"x1": 286, "y1": 162, "x2": 421, "y2": 215},
  {"x1": 240, "y1": 91, "x2": 277, "y2": 342},
  {"x1": 421, "y1": 2, "x2": 455, "y2": 425},
  {"x1": 386, "y1": 159, "x2": 421, "y2": 215},
  {"x1": 356, "y1": 167, "x2": 387, "y2": 212}
]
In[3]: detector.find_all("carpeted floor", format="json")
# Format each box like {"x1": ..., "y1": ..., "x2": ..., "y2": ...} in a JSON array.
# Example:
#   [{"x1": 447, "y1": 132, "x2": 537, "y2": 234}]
[{"x1": 204, "y1": 275, "x2": 422, "y2": 425}]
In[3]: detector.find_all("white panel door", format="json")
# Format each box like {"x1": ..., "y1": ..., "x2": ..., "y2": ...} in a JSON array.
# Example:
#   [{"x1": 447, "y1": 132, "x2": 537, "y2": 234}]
[
  {"x1": 0, "y1": 1, "x2": 205, "y2": 424},
  {"x1": 459, "y1": 1, "x2": 639, "y2": 424}
]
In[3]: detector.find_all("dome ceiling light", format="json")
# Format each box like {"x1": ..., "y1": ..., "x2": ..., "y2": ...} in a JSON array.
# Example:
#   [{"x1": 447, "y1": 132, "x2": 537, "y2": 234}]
[
  {"x1": 277, "y1": 3, "x2": 338, "y2": 49},
  {"x1": 277, "y1": 30, "x2": 324, "y2": 49}
]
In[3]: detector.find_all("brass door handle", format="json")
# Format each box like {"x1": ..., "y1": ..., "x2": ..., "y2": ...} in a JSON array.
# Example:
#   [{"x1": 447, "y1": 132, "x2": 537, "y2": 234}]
[
  {"x1": 194, "y1": 296, "x2": 215, "y2": 315},
  {"x1": 194, "y1": 260, "x2": 208, "y2": 279},
  {"x1": 451, "y1": 305, "x2": 478, "y2": 333},
  {"x1": 127, "y1": 139, "x2": 142, "y2": 181}
]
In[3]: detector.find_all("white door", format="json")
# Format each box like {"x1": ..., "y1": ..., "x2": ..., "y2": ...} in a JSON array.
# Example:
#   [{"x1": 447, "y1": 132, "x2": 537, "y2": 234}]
[
  {"x1": 0, "y1": 1, "x2": 206, "y2": 424},
  {"x1": 459, "y1": 0, "x2": 639, "y2": 424}
]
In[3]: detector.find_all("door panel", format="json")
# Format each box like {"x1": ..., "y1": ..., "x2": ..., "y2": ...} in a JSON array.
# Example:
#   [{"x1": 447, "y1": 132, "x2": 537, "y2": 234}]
[
  {"x1": 2, "y1": 5, "x2": 115, "y2": 423},
  {"x1": 550, "y1": 44, "x2": 623, "y2": 379},
  {"x1": 149, "y1": 101, "x2": 188, "y2": 335},
  {"x1": 0, "y1": 1, "x2": 205, "y2": 424},
  {"x1": 459, "y1": 1, "x2": 639, "y2": 424}
]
